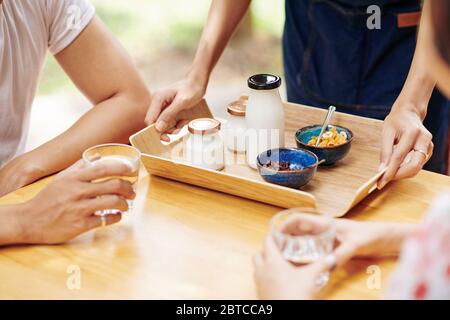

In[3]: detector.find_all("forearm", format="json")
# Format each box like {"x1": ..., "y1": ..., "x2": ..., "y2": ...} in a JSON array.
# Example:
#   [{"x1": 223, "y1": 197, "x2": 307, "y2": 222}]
[
  {"x1": 395, "y1": 1, "x2": 435, "y2": 120},
  {"x1": 0, "y1": 204, "x2": 26, "y2": 246},
  {"x1": 20, "y1": 93, "x2": 148, "y2": 180},
  {"x1": 189, "y1": 0, "x2": 251, "y2": 84}
]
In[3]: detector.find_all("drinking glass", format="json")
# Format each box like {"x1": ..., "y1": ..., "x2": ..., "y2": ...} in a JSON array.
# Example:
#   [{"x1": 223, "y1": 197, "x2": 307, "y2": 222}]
[
  {"x1": 271, "y1": 208, "x2": 335, "y2": 288},
  {"x1": 82, "y1": 144, "x2": 141, "y2": 215}
]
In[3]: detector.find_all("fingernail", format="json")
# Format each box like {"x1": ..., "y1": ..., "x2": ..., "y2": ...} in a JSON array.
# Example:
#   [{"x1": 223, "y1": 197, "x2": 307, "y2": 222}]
[
  {"x1": 378, "y1": 180, "x2": 387, "y2": 190},
  {"x1": 378, "y1": 163, "x2": 387, "y2": 172},
  {"x1": 160, "y1": 134, "x2": 170, "y2": 142},
  {"x1": 156, "y1": 121, "x2": 167, "y2": 132}
]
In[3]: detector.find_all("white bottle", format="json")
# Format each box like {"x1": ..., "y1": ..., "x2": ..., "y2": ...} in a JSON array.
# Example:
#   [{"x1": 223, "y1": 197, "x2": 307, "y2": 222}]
[
  {"x1": 246, "y1": 74, "x2": 285, "y2": 169},
  {"x1": 185, "y1": 118, "x2": 225, "y2": 171},
  {"x1": 224, "y1": 96, "x2": 247, "y2": 153}
]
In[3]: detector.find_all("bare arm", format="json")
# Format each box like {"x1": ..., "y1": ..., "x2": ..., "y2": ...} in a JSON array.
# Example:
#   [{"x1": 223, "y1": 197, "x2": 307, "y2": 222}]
[
  {"x1": 189, "y1": 0, "x2": 252, "y2": 86},
  {"x1": 392, "y1": 1, "x2": 435, "y2": 119},
  {"x1": 145, "y1": 0, "x2": 251, "y2": 134},
  {"x1": 0, "y1": 17, "x2": 150, "y2": 196},
  {"x1": 379, "y1": 1, "x2": 435, "y2": 188}
]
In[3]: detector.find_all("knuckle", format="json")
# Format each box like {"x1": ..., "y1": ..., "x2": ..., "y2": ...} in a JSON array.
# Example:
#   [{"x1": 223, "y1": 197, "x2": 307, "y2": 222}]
[
  {"x1": 423, "y1": 130, "x2": 433, "y2": 140},
  {"x1": 405, "y1": 124, "x2": 419, "y2": 134},
  {"x1": 418, "y1": 125, "x2": 431, "y2": 136},
  {"x1": 75, "y1": 188, "x2": 88, "y2": 199}
]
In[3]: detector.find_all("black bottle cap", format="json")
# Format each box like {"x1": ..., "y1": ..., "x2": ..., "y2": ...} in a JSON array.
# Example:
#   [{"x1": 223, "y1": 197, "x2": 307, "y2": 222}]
[{"x1": 248, "y1": 74, "x2": 282, "y2": 90}]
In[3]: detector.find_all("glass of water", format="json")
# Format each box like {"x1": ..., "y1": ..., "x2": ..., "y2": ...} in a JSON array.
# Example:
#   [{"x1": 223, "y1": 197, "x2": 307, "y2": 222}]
[
  {"x1": 82, "y1": 144, "x2": 141, "y2": 215},
  {"x1": 270, "y1": 208, "x2": 335, "y2": 288}
]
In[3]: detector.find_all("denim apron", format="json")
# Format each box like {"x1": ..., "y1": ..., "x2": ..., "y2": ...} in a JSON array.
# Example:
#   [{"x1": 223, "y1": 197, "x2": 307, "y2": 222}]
[{"x1": 283, "y1": 0, "x2": 449, "y2": 174}]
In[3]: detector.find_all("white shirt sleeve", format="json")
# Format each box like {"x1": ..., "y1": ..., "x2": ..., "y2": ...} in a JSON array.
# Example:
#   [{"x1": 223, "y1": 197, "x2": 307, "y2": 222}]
[{"x1": 45, "y1": 0, "x2": 95, "y2": 55}]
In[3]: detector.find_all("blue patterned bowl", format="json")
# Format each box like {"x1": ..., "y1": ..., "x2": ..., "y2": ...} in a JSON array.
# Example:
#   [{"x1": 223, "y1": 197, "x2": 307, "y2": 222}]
[
  {"x1": 257, "y1": 148, "x2": 319, "y2": 189},
  {"x1": 295, "y1": 125, "x2": 354, "y2": 165}
]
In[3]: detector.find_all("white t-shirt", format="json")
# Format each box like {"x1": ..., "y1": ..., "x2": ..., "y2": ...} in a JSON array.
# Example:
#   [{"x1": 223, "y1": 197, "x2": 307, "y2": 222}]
[{"x1": 0, "y1": 0, "x2": 95, "y2": 168}]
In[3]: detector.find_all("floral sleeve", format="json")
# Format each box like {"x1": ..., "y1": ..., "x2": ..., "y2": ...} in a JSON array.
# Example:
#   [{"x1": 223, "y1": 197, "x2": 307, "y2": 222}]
[{"x1": 386, "y1": 192, "x2": 450, "y2": 300}]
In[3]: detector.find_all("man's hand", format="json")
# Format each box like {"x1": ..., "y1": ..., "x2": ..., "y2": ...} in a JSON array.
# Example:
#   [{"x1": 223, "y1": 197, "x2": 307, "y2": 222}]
[
  {"x1": 14, "y1": 159, "x2": 135, "y2": 245},
  {"x1": 378, "y1": 104, "x2": 434, "y2": 189},
  {"x1": 145, "y1": 76, "x2": 207, "y2": 141},
  {"x1": 0, "y1": 155, "x2": 45, "y2": 197}
]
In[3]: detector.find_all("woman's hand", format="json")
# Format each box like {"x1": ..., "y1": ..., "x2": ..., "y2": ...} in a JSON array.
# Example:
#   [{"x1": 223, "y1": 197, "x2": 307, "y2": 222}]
[
  {"x1": 281, "y1": 214, "x2": 415, "y2": 265},
  {"x1": 378, "y1": 103, "x2": 434, "y2": 189},
  {"x1": 15, "y1": 159, "x2": 136, "y2": 245},
  {"x1": 145, "y1": 76, "x2": 207, "y2": 142},
  {"x1": 254, "y1": 236, "x2": 333, "y2": 300},
  {"x1": 253, "y1": 214, "x2": 416, "y2": 300},
  {"x1": 332, "y1": 218, "x2": 415, "y2": 263}
]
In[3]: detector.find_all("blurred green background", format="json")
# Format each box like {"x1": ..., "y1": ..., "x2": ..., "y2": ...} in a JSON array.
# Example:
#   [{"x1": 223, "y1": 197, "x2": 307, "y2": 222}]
[{"x1": 37, "y1": 0, "x2": 285, "y2": 94}]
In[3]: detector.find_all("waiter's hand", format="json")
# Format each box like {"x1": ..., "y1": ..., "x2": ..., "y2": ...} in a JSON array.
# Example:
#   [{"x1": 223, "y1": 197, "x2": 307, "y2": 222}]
[
  {"x1": 378, "y1": 105, "x2": 433, "y2": 189},
  {"x1": 145, "y1": 76, "x2": 207, "y2": 142}
]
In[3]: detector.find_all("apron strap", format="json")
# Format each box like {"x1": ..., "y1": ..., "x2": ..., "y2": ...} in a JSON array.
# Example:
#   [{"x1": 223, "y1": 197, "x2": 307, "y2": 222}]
[{"x1": 397, "y1": 11, "x2": 421, "y2": 28}]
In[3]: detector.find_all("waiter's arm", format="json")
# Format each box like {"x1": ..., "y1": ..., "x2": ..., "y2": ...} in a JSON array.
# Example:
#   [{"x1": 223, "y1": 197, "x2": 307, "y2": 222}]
[
  {"x1": 145, "y1": 0, "x2": 251, "y2": 138},
  {"x1": 379, "y1": 1, "x2": 435, "y2": 188},
  {"x1": 0, "y1": 17, "x2": 150, "y2": 196}
]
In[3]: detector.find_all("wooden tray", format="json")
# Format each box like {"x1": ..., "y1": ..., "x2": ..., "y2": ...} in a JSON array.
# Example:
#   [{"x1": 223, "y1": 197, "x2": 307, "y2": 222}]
[{"x1": 130, "y1": 100, "x2": 385, "y2": 217}]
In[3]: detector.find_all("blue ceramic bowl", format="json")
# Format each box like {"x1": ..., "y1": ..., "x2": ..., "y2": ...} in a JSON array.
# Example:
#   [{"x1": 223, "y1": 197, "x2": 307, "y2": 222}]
[
  {"x1": 295, "y1": 125, "x2": 354, "y2": 165},
  {"x1": 256, "y1": 148, "x2": 319, "y2": 189}
]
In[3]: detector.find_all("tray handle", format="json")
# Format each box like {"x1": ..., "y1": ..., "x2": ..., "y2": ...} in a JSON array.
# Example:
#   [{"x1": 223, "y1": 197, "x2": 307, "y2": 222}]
[
  {"x1": 130, "y1": 99, "x2": 213, "y2": 156},
  {"x1": 341, "y1": 167, "x2": 387, "y2": 215}
]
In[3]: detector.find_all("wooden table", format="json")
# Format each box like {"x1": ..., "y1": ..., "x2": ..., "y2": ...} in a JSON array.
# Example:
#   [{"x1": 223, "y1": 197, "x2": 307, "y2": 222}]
[{"x1": 0, "y1": 168, "x2": 449, "y2": 300}]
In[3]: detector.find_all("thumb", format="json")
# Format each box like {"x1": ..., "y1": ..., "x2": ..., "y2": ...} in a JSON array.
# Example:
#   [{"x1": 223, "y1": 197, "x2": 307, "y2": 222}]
[
  {"x1": 145, "y1": 88, "x2": 176, "y2": 126},
  {"x1": 380, "y1": 128, "x2": 395, "y2": 172},
  {"x1": 306, "y1": 257, "x2": 335, "y2": 276},
  {"x1": 155, "y1": 95, "x2": 189, "y2": 132}
]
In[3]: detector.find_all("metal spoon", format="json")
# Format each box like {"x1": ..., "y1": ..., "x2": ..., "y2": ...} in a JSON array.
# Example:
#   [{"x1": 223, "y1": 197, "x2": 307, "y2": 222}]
[{"x1": 315, "y1": 105, "x2": 336, "y2": 147}]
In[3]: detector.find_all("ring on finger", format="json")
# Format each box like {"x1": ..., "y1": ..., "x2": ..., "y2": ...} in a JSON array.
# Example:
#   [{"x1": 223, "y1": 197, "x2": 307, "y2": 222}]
[
  {"x1": 414, "y1": 149, "x2": 430, "y2": 162},
  {"x1": 100, "y1": 214, "x2": 107, "y2": 228}
]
